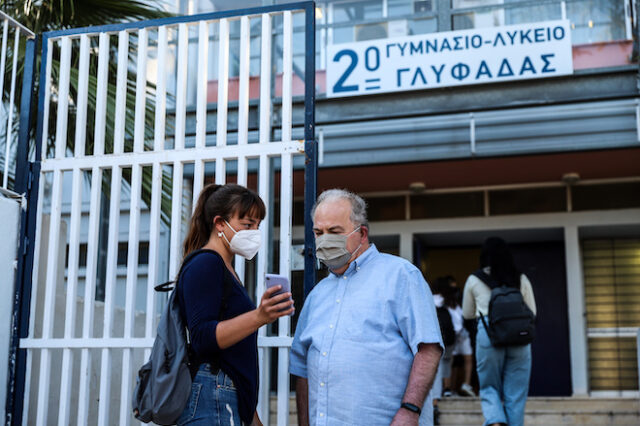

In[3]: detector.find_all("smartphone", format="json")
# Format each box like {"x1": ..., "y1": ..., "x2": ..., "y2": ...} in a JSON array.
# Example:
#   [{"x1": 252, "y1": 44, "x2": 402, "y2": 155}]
[{"x1": 265, "y1": 274, "x2": 293, "y2": 315}]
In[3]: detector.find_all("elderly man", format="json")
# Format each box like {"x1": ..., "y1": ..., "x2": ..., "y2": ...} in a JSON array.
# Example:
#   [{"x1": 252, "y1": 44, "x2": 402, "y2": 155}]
[{"x1": 290, "y1": 189, "x2": 443, "y2": 426}]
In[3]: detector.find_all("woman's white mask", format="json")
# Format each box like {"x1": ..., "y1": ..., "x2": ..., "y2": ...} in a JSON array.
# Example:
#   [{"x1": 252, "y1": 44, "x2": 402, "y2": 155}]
[{"x1": 222, "y1": 220, "x2": 261, "y2": 260}]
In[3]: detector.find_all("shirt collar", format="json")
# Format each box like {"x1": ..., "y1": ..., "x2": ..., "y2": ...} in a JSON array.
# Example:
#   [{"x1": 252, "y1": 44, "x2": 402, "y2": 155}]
[{"x1": 330, "y1": 244, "x2": 379, "y2": 278}]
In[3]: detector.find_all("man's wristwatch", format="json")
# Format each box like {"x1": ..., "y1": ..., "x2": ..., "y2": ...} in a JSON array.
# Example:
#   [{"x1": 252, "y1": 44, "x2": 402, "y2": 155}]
[{"x1": 400, "y1": 402, "x2": 421, "y2": 415}]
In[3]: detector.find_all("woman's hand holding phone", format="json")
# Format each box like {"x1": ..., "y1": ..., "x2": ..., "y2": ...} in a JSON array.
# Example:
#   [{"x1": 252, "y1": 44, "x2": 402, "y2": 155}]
[{"x1": 256, "y1": 283, "x2": 294, "y2": 324}]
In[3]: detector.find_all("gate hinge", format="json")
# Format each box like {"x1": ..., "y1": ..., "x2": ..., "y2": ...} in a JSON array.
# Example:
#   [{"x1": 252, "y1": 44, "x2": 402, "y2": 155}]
[
  {"x1": 22, "y1": 236, "x2": 29, "y2": 257},
  {"x1": 27, "y1": 166, "x2": 34, "y2": 192}
]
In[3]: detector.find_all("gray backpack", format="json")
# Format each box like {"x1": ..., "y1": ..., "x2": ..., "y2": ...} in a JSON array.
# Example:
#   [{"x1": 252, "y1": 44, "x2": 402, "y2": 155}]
[
  {"x1": 132, "y1": 249, "x2": 227, "y2": 424},
  {"x1": 474, "y1": 269, "x2": 536, "y2": 347}
]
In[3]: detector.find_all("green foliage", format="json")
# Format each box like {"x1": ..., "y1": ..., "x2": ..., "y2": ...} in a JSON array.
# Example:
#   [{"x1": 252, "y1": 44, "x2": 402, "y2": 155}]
[
  {"x1": 2, "y1": 0, "x2": 176, "y2": 225},
  {"x1": 2, "y1": 0, "x2": 172, "y2": 33}
]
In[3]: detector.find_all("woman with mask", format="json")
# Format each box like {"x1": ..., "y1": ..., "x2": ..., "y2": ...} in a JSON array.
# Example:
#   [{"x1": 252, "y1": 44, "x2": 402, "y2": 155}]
[
  {"x1": 177, "y1": 183, "x2": 294, "y2": 426},
  {"x1": 461, "y1": 237, "x2": 536, "y2": 426}
]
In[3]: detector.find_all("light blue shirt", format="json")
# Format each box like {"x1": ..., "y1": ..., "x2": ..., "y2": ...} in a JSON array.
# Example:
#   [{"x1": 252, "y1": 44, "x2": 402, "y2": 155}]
[{"x1": 290, "y1": 245, "x2": 443, "y2": 426}]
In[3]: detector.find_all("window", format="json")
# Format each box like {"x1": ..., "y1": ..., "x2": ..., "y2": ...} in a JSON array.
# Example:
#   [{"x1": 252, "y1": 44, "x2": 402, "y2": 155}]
[
  {"x1": 333, "y1": 1, "x2": 384, "y2": 24},
  {"x1": 450, "y1": 0, "x2": 627, "y2": 44},
  {"x1": 410, "y1": 192, "x2": 484, "y2": 219},
  {"x1": 332, "y1": 0, "x2": 386, "y2": 44},
  {"x1": 583, "y1": 239, "x2": 640, "y2": 391},
  {"x1": 66, "y1": 242, "x2": 150, "y2": 269},
  {"x1": 388, "y1": 0, "x2": 415, "y2": 17},
  {"x1": 572, "y1": 182, "x2": 640, "y2": 211},
  {"x1": 489, "y1": 187, "x2": 567, "y2": 215},
  {"x1": 365, "y1": 196, "x2": 406, "y2": 221},
  {"x1": 452, "y1": 0, "x2": 504, "y2": 7},
  {"x1": 116, "y1": 242, "x2": 150, "y2": 266},
  {"x1": 567, "y1": 0, "x2": 626, "y2": 44},
  {"x1": 409, "y1": 17, "x2": 438, "y2": 35},
  {"x1": 452, "y1": 0, "x2": 562, "y2": 30}
]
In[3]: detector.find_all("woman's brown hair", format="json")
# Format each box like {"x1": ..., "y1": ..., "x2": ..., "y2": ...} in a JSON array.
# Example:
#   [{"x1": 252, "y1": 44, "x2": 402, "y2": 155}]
[{"x1": 182, "y1": 183, "x2": 266, "y2": 258}]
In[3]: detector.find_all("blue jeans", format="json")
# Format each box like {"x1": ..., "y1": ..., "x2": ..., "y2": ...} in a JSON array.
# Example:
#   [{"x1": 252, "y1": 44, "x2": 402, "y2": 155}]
[
  {"x1": 177, "y1": 363, "x2": 245, "y2": 426},
  {"x1": 476, "y1": 320, "x2": 531, "y2": 426}
]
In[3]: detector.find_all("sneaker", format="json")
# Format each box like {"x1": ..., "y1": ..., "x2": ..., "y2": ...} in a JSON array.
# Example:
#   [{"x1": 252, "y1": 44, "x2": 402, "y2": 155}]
[
  {"x1": 459, "y1": 382, "x2": 477, "y2": 397},
  {"x1": 442, "y1": 388, "x2": 452, "y2": 397}
]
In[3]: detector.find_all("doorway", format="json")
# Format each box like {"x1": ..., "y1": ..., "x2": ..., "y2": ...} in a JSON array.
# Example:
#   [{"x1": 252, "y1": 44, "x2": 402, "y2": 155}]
[{"x1": 416, "y1": 229, "x2": 572, "y2": 396}]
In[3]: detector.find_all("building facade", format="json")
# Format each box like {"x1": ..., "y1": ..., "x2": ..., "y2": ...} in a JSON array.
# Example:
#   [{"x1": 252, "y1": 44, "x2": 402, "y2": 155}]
[
  {"x1": 269, "y1": 0, "x2": 638, "y2": 397},
  {"x1": 55, "y1": 0, "x2": 639, "y2": 398}
]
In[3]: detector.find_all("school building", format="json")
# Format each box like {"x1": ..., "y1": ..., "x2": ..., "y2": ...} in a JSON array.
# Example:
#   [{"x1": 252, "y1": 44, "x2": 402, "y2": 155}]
[
  {"x1": 182, "y1": 0, "x2": 640, "y2": 399},
  {"x1": 13, "y1": 1, "x2": 638, "y2": 424}
]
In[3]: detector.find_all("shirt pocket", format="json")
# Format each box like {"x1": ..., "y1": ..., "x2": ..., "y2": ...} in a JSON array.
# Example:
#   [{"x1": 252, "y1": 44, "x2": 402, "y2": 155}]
[{"x1": 338, "y1": 300, "x2": 390, "y2": 343}]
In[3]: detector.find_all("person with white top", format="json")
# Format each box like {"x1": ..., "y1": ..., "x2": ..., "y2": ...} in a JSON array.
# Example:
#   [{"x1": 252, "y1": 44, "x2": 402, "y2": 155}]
[
  {"x1": 446, "y1": 281, "x2": 476, "y2": 398},
  {"x1": 462, "y1": 237, "x2": 536, "y2": 426}
]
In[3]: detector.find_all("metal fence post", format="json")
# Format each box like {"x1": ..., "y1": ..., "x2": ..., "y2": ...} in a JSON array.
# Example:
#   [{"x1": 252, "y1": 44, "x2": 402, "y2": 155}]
[
  {"x1": 6, "y1": 35, "x2": 38, "y2": 426},
  {"x1": 303, "y1": 1, "x2": 317, "y2": 299}
]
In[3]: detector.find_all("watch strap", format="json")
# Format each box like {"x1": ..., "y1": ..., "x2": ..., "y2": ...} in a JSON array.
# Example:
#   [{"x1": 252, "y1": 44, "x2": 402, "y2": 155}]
[{"x1": 401, "y1": 402, "x2": 421, "y2": 415}]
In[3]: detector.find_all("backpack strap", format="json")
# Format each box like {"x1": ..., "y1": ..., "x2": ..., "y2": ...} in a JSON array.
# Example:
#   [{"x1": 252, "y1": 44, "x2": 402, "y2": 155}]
[
  {"x1": 154, "y1": 249, "x2": 221, "y2": 291},
  {"x1": 478, "y1": 311, "x2": 491, "y2": 331},
  {"x1": 159, "y1": 249, "x2": 232, "y2": 310},
  {"x1": 160, "y1": 249, "x2": 235, "y2": 375},
  {"x1": 472, "y1": 269, "x2": 499, "y2": 289},
  {"x1": 473, "y1": 269, "x2": 495, "y2": 339}
]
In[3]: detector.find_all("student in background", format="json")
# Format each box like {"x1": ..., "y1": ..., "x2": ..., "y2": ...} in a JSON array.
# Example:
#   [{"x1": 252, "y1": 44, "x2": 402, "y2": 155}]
[
  {"x1": 462, "y1": 237, "x2": 536, "y2": 426},
  {"x1": 442, "y1": 275, "x2": 476, "y2": 398},
  {"x1": 431, "y1": 277, "x2": 456, "y2": 424}
]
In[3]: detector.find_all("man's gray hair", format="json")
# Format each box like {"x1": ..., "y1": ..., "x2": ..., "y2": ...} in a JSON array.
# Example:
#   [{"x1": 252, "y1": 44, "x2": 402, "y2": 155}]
[{"x1": 312, "y1": 189, "x2": 369, "y2": 229}]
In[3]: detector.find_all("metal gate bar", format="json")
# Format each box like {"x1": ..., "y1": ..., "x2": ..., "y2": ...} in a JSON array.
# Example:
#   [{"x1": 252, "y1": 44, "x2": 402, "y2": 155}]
[{"x1": 12, "y1": 2, "x2": 316, "y2": 425}]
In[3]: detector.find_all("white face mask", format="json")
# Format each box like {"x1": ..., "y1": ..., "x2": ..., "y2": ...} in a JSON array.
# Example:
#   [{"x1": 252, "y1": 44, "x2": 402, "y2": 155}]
[{"x1": 221, "y1": 220, "x2": 261, "y2": 260}]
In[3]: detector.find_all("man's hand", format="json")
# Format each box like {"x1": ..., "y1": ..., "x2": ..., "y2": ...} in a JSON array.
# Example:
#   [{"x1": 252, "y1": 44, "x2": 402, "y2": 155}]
[
  {"x1": 390, "y1": 407, "x2": 420, "y2": 426},
  {"x1": 295, "y1": 376, "x2": 310, "y2": 426},
  {"x1": 392, "y1": 343, "x2": 441, "y2": 425}
]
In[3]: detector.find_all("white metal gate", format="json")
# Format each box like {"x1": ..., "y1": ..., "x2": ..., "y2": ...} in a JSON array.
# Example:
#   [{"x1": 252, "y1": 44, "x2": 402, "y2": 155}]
[{"x1": 19, "y1": 3, "x2": 315, "y2": 425}]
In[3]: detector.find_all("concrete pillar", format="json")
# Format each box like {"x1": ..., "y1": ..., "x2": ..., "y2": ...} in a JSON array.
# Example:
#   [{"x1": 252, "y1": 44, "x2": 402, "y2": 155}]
[
  {"x1": 564, "y1": 225, "x2": 589, "y2": 395},
  {"x1": 0, "y1": 195, "x2": 21, "y2": 421},
  {"x1": 399, "y1": 232, "x2": 413, "y2": 262}
]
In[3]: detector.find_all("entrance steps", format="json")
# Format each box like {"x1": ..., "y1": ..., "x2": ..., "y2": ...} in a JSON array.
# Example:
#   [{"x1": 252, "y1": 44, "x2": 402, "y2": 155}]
[{"x1": 438, "y1": 397, "x2": 640, "y2": 425}]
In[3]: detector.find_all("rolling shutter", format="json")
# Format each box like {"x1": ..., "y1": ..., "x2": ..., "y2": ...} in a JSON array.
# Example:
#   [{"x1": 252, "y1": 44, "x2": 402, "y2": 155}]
[{"x1": 583, "y1": 239, "x2": 640, "y2": 391}]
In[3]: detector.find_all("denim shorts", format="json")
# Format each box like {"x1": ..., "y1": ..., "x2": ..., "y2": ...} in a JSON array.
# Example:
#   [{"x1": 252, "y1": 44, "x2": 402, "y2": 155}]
[{"x1": 177, "y1": 363, "x2": 246, "y2": 426}]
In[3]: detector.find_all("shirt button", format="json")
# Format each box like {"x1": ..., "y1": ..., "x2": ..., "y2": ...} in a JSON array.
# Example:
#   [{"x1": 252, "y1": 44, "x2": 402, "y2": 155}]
[
  {"x1": 336, "y1": 299, "x2": 340, "y2": 303},
  {"x1": 343, "y1": 276, "x2": 347, "y2": 280},
  {"x1": 320, "y1": 382, "x2": 325, "y2": 387},
  {"x1": 356, "y1": 267, "x2": 360, "y2": 271},
  {"x1": 329, "y1": 324, "x2": 333, "y2": 329},
  {"x1": 319, "y1": 413, "x2": 324, "y2": 417},
  {"x1": 322, "y1": 352, "x2": 327, "y2": 356}
]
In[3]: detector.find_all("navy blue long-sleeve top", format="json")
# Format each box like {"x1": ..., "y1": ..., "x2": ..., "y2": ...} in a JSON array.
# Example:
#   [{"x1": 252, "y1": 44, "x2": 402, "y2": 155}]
[{"x1": 177, "y1": 251, "x2": 258, "y2": 424}]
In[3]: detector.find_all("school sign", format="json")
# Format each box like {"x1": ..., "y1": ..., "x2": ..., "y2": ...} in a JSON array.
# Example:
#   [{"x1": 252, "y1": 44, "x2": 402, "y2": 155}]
[{"x1": 327, "y1": 20, "x2": 573, "y2": 98}]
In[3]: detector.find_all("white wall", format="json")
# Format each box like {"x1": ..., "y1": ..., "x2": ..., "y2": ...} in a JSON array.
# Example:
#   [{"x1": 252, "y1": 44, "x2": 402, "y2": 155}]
[{"x1": 0, "y1": 195, "x2": 21, "y2": 421}]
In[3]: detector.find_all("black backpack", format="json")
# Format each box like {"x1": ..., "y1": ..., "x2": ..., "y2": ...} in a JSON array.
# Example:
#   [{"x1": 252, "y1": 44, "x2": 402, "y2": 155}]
[
  {"x1": 436, "y1": 306, "x2": 456, "y2": 347},
  {"x1": 132, "y1": 249, "x2": 230, "y2": 424},
  {"x1": 474, "y1": 270, "x2": 536, "y2": 347}
]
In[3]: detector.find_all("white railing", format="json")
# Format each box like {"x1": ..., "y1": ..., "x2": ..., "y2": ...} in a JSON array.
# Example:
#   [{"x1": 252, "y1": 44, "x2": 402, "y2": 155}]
[{"x1": 0, "y1": 11, "x2": 35, "y2": 192}]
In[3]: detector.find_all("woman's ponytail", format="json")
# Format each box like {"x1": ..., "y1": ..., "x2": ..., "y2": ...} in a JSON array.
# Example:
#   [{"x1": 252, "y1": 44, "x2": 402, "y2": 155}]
[{"x1": 183, "y1": 184, "x2": 221, "y2": 258}]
